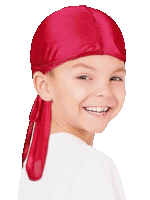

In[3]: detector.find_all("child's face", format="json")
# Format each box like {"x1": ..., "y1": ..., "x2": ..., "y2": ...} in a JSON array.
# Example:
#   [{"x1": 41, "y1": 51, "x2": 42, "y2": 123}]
[{"x1": 33, "y1": 55, "x2": 126, "y2": 145}]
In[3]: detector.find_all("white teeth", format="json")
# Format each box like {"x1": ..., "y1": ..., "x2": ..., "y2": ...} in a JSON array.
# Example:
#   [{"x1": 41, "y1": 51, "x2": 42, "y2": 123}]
[
  {"x1": 104, "y1": 107, "x2": 109, "y2": 112},
  {"x1": 93, "y1": 107, "x2": 96, "y2": 111},
  {"x1": 85, "y1": 107, "x2": 109, "y2": 112}
]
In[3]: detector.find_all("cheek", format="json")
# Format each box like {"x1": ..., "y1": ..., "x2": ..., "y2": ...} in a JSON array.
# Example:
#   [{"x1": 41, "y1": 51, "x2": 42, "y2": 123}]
[
  {"x1": 71, "y1": 89, "x2": 87, "y2": 99},
  {"x1": 116, "y1": 92, "x2": 125, "y2": 103},
  {"x1": 112, "y1": 83, "x2": 125, "y2": 98},
  {"x1": 116, "y1": 86, "x2": 125, "y2": 101},
  {"x1": 65, "y1": 80, "x2": 88, "y2": 99},
  {"x1": 112, "y1": 87, "x2": 125, "y2": 118}
]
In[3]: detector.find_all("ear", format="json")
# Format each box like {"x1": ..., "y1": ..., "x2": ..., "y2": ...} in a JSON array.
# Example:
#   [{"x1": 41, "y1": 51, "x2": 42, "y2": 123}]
[{"x1": 33, "y1": 71, "x2": 53, "y2": 101}]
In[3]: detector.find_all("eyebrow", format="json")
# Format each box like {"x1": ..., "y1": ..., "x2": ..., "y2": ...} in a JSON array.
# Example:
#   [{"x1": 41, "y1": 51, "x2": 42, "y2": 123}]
[
  {"x1": 71, "y1": 63, "x2": 98, "y2": 72},
  {"x1": 70, "y1": 63, "x2": 126, "y2": 74}
]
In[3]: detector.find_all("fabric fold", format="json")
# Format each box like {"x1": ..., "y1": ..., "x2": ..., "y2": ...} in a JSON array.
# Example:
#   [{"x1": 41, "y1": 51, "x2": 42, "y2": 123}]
[{"x1": 22, "y1": 95, "x2": 51, "y2": 180}]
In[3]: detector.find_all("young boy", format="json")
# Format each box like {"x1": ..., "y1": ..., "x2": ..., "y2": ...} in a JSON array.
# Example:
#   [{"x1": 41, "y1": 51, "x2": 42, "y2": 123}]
[{"x1": 18, "y1": 5, "x2": 126, "y2": 200}]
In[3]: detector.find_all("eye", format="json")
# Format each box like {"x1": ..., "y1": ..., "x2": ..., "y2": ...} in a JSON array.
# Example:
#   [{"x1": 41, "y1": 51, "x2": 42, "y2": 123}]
[
  {"x1": 111, "y1": 76, "x2": 123, "y2": 81},
  {"x1": 77, "y1": 75, "x2": 123, "y2": 81},
  {"x1": 77, "y1": 75, "x2": 90, "y2": 80}
]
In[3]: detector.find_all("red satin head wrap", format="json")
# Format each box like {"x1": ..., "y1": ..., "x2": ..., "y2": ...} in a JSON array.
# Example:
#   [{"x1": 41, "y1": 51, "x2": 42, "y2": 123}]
[{"x1": 22, "y1": 5, "x2": 126, "y2": 181}]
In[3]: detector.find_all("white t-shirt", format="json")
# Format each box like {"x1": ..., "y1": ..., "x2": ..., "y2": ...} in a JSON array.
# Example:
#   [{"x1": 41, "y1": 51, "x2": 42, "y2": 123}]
[{"x1": 17, "y1": 132, "x2": 126, "y2": 200}]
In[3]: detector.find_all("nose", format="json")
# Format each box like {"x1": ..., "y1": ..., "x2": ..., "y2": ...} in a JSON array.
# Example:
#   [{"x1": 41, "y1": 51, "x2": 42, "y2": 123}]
[{"x1": 94, "y1": 81, "x2": 114, "y2": 98}]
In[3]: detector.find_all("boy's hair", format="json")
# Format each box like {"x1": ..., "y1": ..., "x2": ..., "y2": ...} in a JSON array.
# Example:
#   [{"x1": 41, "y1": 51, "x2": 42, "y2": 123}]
[{"x1": 48, "y1": 70, "x2": 54, "y2": 78}]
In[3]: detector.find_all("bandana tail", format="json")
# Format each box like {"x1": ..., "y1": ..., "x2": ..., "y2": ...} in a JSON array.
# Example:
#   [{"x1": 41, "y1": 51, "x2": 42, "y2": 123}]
[{"x1": 22, "y1": 95, "x2": 51, "y2": 181}]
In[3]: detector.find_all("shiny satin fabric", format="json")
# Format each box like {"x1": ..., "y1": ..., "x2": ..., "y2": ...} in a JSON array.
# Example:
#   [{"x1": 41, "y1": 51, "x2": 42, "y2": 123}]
[{"x1": 22, "y1": 5, "x2": 126, "y2": 181}]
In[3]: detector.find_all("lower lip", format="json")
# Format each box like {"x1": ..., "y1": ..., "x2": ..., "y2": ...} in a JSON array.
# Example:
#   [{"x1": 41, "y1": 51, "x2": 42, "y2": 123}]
[{"x1": 82, "y1": 107, "x2": 111, "y2": 118}]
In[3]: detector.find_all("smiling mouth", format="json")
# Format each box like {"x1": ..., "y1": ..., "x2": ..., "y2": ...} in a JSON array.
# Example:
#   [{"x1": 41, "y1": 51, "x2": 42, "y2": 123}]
[{"x1": 83, "y1": 107, "x2": 111, "y2": 116}]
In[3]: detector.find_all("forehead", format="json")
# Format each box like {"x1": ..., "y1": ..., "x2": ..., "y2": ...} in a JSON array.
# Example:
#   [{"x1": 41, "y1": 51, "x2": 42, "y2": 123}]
[
  {"x1": 68, "y1": 55, "x2": 125, "y2": 72},
  {"x1": 58, "y1": 55, "x2": 125, "y2": 73}
]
